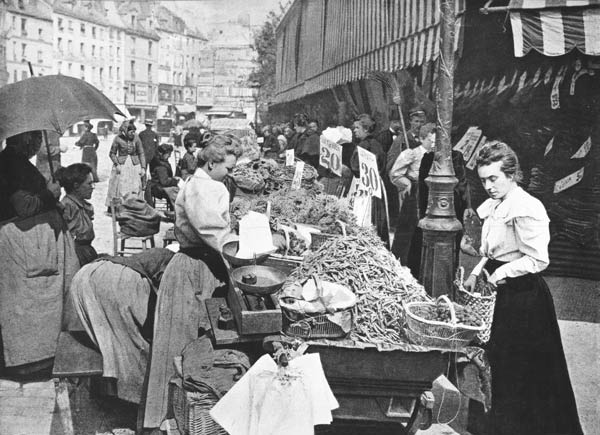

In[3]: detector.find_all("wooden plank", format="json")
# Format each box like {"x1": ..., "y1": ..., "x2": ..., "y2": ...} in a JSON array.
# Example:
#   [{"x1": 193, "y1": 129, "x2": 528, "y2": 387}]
[
  {"x1": 205, "y1": 298, "x2": 265, "y2": 346},
  {"x1": 52, "y1": 331, "x2": 103, "y2": 378}
]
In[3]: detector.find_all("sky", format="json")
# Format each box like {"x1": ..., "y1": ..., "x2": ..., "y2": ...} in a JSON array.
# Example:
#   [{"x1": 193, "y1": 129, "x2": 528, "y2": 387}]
[{"x1": 162, "y1": 0, "x2": 287, "y2": 32}]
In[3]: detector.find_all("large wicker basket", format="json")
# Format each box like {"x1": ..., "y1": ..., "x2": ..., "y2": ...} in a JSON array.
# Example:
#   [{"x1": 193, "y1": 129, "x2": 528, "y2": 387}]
[
  {"x1": 281, "y1": 306, "x2": 351, "y2": 339},
  {"x1": 454, "y1": 267, "x2": 496, "y2": 344},
  {"x1": 404, "y1": 295, "x2": 485, "y2": 350},
  {"x1": 169, "y1": 380, "x2": 226, "y2": 435}
]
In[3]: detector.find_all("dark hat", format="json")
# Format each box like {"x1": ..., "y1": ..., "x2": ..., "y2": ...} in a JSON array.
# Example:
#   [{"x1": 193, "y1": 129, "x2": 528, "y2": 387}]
[
  {"x1": 409, "y1": 106, "x2": 426, "y2": 118},
  {"x1": 144, "y1": 119, "x2": 154, "y2": 126}
]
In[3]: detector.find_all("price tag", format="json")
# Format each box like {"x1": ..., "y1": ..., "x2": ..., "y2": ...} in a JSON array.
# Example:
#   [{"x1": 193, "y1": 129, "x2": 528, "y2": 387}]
[
  {"x1": 291, "y1": 160, "x2": 304, "y2": 190},
  {"x1": 285, "y1": 149, "x2": 295, "y2": 166},
  {"x1": 571, "y1": 137, "x2": 591, "y2": 159},
  {"x1": 357, "y1": 147, "x2": 382, "y2": 198},
  {"x1": 554, "y1": 167, "x2": 584, "y2": 193},
  {"x1": 319, "y1": 136, "x2": 343, "y2": 176}
]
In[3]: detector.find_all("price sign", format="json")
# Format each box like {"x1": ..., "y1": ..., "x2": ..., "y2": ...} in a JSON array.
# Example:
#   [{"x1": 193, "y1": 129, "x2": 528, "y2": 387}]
[
  {"x1": 347, "y1": 177, "x2": 372, "y2": 226},
  {"x1": 357, "y1": 147, "x2": 382, "y2": 198},
  {"x1": 291, "y1": 160, "x2": 304, "y2": 190},
  {"x1": 319, "y1": 136, "x2": 343, "y2": 176},
  {"x1": 453, "y1": 126, "x2": 482, "y2": 162},
  {"x1": 285, "y1": 149, "x2": 295, "y2": 166},
  {"x1": 554, "y1": 167, "x2": 584, "y2": 193}
]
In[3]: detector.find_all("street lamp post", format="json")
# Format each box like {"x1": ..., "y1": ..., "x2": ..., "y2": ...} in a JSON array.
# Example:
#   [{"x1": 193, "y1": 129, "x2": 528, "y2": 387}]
[{"x1": 419, "y1": 0, "x2": 461, "y2": 298}]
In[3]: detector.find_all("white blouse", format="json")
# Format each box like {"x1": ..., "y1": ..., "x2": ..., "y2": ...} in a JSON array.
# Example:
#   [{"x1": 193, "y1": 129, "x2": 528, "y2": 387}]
[
  {"x1": 471, "y1": 186, "x2": 550, "y2": 284},
  {"x1": 174, "y1": 169, "x2": 234, "y2": 251}
]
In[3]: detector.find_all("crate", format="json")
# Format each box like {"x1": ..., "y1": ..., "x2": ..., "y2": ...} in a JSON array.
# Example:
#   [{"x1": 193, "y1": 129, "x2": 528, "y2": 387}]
[{"x1": 226, "y1": 277, "x2": 282, "y2": 336}]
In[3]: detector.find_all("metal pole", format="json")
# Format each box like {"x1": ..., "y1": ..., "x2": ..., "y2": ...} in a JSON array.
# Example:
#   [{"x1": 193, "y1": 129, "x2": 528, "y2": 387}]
[
  {"x1": 418, "y1": 0, "x2": 461, "y2": 298},
  {"x1": 28, "y1": 61, "x2": 55, "y2": 181}
]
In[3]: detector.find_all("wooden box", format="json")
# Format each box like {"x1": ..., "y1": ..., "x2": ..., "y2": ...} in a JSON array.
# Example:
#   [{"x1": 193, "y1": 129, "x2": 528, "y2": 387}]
[{"x1": 226, "y1": 282, "x2": 282, "y2": 335}]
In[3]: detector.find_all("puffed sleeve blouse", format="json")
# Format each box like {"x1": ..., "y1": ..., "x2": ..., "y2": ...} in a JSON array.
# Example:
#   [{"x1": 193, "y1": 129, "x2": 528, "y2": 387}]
[{"x1": 473, "y1": 186, "x2": 550, "y2": 284}]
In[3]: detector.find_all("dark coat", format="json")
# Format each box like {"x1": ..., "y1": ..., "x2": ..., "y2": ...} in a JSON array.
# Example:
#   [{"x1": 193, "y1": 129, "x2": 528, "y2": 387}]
[
  {"x1": 375, "y1": 128, "x2": 394, "y2": 153},
  {"x1": 149, "y1": 157, "x2": 178, "y2": 196},
  {"x1": 139, "y1": 129, "x2": 160, "y2": 165}
]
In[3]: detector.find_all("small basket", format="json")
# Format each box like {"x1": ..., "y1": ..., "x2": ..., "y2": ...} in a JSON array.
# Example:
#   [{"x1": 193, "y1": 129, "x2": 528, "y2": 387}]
[
  {"x1": 310, "y1": 220, "x2": 347, "y2": 250},
  {"x1": 454, "y1": 267, "x2": 496, "y2": 344},
  {"x1": 169, "y1": 380, "x2": 226, "y2": 435},
  {"x1": 279, "y1": 275, "x2": 352, "y2": 339},
  {"x1": 404, "y1": 295, "x2": 485, "y2": 350}
]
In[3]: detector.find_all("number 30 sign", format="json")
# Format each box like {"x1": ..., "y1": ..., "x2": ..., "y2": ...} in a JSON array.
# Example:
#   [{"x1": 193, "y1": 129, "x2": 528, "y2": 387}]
[
  {"x1": 357, "y1": 147, "x2": 382, "y2": 198},
  {"x1": 319, "y1": 136, "x2": 343, "y2": 176}
]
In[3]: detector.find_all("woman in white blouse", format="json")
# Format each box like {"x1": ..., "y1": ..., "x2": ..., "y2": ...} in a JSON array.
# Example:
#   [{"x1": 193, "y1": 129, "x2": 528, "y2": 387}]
[
  {"x1": 465, "y1": 141, "x2": 582, "y2": 435},
  {"x1": 144, "y1": 135, "x2": 241, "y2": 430}
]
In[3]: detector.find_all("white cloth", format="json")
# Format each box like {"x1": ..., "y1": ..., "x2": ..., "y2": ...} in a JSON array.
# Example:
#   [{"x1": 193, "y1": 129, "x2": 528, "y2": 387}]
[
  {"x1": 474, "y1": 186, "x2": 550, "y2": 283},
  {"x1": 210, "y1": 353, "x2": 338, "y2": 435},
  {"x1": 174, "y1": 168, "x2": 234, "y2": 251},
  {"x1": 389, "y1": 145, "x2": 427, "y2": 191}
]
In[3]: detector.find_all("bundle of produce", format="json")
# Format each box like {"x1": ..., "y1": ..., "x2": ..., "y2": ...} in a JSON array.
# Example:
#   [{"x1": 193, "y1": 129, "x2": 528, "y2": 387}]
[
  {"x1": 288, "y1": 233, "x2": 429, "y2": 346},
  {"x1": 231, "y1": 159, "x2": 322, "y2": 195},
  {"x1": 231, "y1": 165, "x2": 266, "y2": 193}
]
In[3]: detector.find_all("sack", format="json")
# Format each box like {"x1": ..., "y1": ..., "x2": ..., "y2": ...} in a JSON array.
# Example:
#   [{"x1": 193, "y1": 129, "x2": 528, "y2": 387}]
[
  {"x1": 180, "y1": 336, "x2": 250, "y2": 396},
  {"x1": 117, "y1": 193, "x2": 161, "y2": 237}
]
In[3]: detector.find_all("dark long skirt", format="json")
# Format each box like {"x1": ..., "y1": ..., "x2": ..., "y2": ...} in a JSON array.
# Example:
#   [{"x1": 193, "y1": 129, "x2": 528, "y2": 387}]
[
  {"x1": 391, "y1": 182, "x2": 418, "y2": 263},
  {"x1": 485, "y1": 260, "x2": 582, "y2": 435},
  {"x1": 74, "y1": 241, "x2": 98, "y2": 267},
  {"x1": 81, "y1": 147, "x2": 99, "y2": 182}
]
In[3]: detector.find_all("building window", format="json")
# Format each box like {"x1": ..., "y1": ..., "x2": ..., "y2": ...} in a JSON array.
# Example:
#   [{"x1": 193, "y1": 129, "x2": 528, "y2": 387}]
[
  {"x1": 68, "y1": 20, "x2": 73, "y2": 32},
  {"x1": 21, "y1": 18, "x2": 26, "y2": 37},
  {"x1": 116, "y1": 46, "x2": 120, "y2": 58},
  {"x1": 37, "y1": 50, "x2": 43, "y2": 63},
  {"x1": 99, "y1": 67, "x2": 103, "y2": 82},
  {"x1": 92, "y1": 67, "x2": 96, "y2": 82},
  {"x1": 130, "y1": 61, "x2": 135, "y2": 80},
  {"x1": 13, "y1": 70, "x2": 17, "y2": 83},
  {"x1": 80, "y1": 42, "x2": 84, "y2": 56},
  {"x1": 130, "y1": 37, "x2": 136, "y2": 54},
  {"x1": 18, "y1": 0, "x2": 24, "y2": 10},
  {"x1": 21, "y1": 43, "x2": 26, "y2": 59},
  {"x1": 68, "y1": 40, "x2": 72, "y2": 54},
  {"x1": 91, "y1": 45, "x2": 95, "y2": 57},
  {"x1": 21, "y1": 70, "x2": 28, "y2": 80},
  {"x1": 92, "y1": 27, "x2": 96, "y2": 38},
  {"x1": 80, "y1": 65, "x2": 85, "y2": 80},
  {"x1": 148, "y1": 63, "x2": 152, "y2": 82},
  {"x1": 58, "y1": 18, "x2": 63, "y2": 30},
  {"x1": 12, "y1": 41, "x2": 16, "y2": 61},
  {"x1": 109, "y1": 66, "x2": 113, "y2": 79},
  {"x1": 57, "y1": 37, "x2": 62, "y2": 52},
  {"x1": 68, "y1": 63, "x2": 72, "y2": 73},
  {"x1": 131, "y1": 15, "x2": 135, "y2": 27},
  {"x1": 109, "y1": 28, "x2": 113, "y2": 39},
  {"x1": 148, "y1": 41, "x2": 152, "y2": 56},
  {"x1": 80, "y1": 23, "x2": 85, "y2": 35},
  {"x1": 57, "y1": 61, "x2": 62, "y2": 73},
  {"x1": 12, "y1": 16, "x2": 15, "y2": 30},
  {"x1": 38, "y1": 28, "x2": 42, "y2": 39},
  {"x1": 100, "y1": 46, "x2": 104, "y2": 58},
  {"x1": 117, "y1": 67, "x2": 120, "y2": 80}
]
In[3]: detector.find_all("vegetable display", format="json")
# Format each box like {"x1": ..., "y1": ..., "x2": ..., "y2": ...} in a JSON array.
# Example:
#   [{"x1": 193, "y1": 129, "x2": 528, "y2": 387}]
[
  {"x1": 288, "y1": 233, "x2": 430, "y2": 346},
  {"x1": 231, "y1": 159, "x2": 321, "y2": 195},
  {"x1": 418, "y1": 302, "x2": 482, "y2": 327}
]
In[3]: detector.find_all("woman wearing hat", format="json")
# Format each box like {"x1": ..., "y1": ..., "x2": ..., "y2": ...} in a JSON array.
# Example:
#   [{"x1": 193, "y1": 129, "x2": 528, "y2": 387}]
[
  {"x1": 75, "y1": 121, "x2": 100, "y2": 182},
  {"x1": 105, "y1": 120, "x2": 146, "y2": 211}
]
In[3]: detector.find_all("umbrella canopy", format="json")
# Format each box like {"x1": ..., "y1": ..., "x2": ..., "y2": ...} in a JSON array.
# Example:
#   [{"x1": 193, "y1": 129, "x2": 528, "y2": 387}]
[{"x1": 0, "y1": 75, "x2": 124, "y2": 142}]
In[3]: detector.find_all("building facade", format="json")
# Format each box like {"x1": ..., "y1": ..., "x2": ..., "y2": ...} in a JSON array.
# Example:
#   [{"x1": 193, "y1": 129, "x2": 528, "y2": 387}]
[{"x1": 5, "y1": 0, "x2": 53, "y2": 83}]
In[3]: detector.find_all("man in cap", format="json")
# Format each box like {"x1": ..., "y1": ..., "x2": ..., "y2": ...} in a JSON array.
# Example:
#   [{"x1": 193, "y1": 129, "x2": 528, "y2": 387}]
[
  {"x1": 139, "y1": 119, "x2": 160, "y2": 170},
  {"x1": 386, "y1": 106, "x2": 426, "y2": 175}
]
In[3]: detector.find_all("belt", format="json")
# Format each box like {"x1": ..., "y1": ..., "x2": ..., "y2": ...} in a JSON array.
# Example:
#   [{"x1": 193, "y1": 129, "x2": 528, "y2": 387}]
[{"x1": 75, "y1": 239, "x2": 93, "y2": 246}]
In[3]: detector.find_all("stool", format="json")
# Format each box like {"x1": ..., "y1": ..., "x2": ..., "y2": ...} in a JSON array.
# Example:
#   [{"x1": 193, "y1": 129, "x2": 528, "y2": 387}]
[
  {"x1": 111, "y1": 198, "x2": 157, "y2": 256},
  {"x1": 163, "y1": 226, "x2": 177, "y2": 247}
]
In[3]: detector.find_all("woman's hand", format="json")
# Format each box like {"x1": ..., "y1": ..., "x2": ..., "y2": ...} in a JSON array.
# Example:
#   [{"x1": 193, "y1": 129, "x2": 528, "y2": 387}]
[
  {"x1": 464, "y1": 274, "x2": 477, "y2": 292},
  {"x1": 139, "y1": 167, "x2": 146, "y2": 177},
  {"x1": 115, "y1": 164, "x2": 121, "y2": 174},
  {"x1": 47, "y1": 181, "x2": 61, "y2": 199},
  {"x1": 464, "y1": 208, "x2": 476, "y2": 219}
]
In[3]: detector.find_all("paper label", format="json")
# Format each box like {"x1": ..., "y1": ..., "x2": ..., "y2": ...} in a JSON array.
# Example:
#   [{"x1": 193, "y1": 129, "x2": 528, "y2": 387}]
[
  {"x1": 551, "y1": 66, "x2": 566, "y2": 110},
  {"x1": 517, "y1": 71, "x2": 528, "y2": 92},
  {"x1": 285, "y1": 149, "x2": 295, "y2": 166},
  {"x1": 570, "y1": 137, "x2": 591, "y2": 159},
  {"x1": 544, "y1": 66, "x2": 554, "y2": 85},
  {"x1": 291, "y1": 160, "x2": 304, "y2": 190},
  {"x1": 554, "y1": 167, "x2": 584, "y2": 193},
  {"x1": 357, "y1": 147, "x2": 382, "y2": 198},
  {"x1": 544, "y1": 137, "x2": 554, "y2": 156},
  {"x1": 319, "y1": 136, "x2": 343, "y2": 176},
  {"x1": 453, "y1": 126, "x2": 483, "y2": 162},
  {"x1": 466, "y1": 136, "x2": 486, "y2": 171},
  {"x1": 257, "y1": 137, "x2": 264, "y2": 144},
  {"x1": 347, "y1": 177, "x2": 372, "y2": 226}
]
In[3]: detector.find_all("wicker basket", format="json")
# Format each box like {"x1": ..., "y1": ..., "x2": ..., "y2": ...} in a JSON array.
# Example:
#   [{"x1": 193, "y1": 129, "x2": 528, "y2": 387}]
[
  {"x1": 169, "y1": 380, "x2": 226, "y2": 435},
  {"x1": 454, "y1": 267, "x2": 496, "y2": 344},
  {"x1": 404, "y1": 295, "x2": 485, "y2": 350},
  {"x1": 279, "y1": 275, "x2": 353, "y2": 339}
]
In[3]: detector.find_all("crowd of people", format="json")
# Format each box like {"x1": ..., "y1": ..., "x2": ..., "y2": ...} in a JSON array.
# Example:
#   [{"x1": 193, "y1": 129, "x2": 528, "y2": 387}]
[{"x1": 0, "y1": 106, "x2": 583, "y2": 435}]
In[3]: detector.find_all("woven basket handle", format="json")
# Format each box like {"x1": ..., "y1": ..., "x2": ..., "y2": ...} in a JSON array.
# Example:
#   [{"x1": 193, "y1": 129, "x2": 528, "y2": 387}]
[
  {"x1": 437, "y1": 295, "x2": 457, "y2": 325},
  {"x1": 279, "y1": 225, "x2": 291, "y2": 256}
]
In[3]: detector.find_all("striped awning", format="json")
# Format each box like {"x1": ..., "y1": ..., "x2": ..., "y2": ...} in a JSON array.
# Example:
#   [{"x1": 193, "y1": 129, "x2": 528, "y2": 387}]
[
  {"x1": 275, "y1": 0, "x2": 466, "y2": 104},
  {"x1": 509, "y1": 1, "x2": 600, "y2": 57}
]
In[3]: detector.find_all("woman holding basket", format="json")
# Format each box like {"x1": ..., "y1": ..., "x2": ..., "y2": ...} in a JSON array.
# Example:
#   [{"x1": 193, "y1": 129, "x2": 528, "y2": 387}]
[{"x1": 464, "y1": 141, "x2": 582, "y2": 435}]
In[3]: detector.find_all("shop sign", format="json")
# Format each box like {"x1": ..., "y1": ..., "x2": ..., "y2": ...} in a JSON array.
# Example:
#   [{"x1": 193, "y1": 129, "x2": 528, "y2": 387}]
[
  {"x1": 319, "y1": 136, "x2": 342, "y2": 176},
  {"x1": 135, "y1": 87, "x2": 148, "y2": 103},
  {"x1": 357, "y1": 147, "x2": 381, "y2": 198},
  {"x1": 571, "y1": 137, "x2": 591, "y2": 159},
  {"x1": 184, "y1": 86, "x2": 197, "y2": 104}
]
